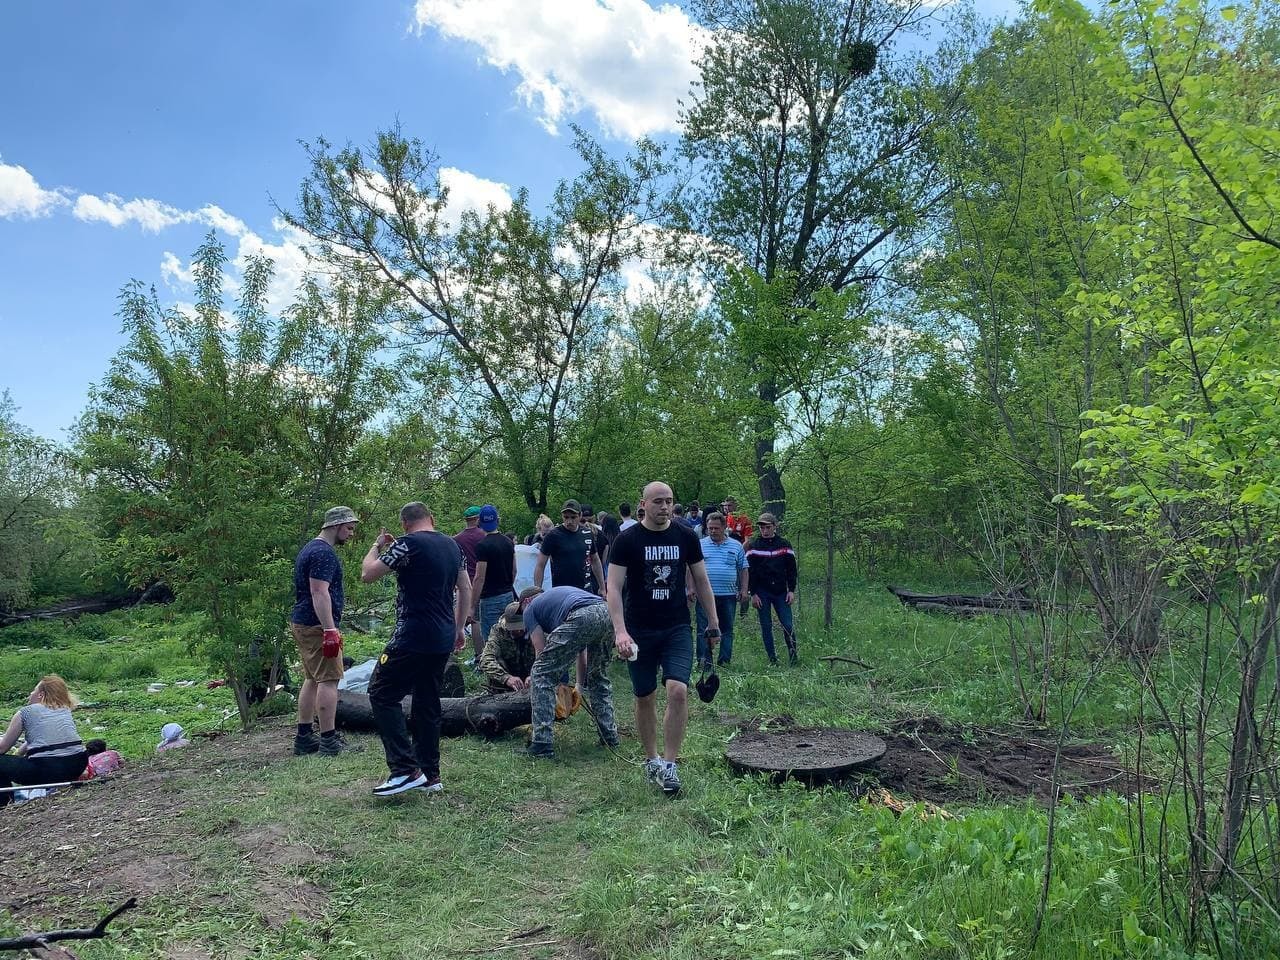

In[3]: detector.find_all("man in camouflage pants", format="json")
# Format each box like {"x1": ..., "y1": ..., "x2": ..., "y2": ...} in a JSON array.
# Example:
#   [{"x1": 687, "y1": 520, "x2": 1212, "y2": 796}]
[
  {"x1": 478, "y1": 592, "x2": 539, "y2": 693},
  {"x1": 519, "y1": 586, "x2": 619, "y2": 759}
]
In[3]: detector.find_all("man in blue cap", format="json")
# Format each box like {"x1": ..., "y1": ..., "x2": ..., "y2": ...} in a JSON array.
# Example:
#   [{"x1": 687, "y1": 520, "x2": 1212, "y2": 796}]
[{"x1": 471, "y1": 504, "x2": 516, "y2": 652}]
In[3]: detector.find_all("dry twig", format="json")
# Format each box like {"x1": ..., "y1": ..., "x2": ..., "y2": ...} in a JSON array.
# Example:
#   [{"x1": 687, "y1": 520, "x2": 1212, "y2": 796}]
[{"x1": 0, "y1": 898, "x2": 137, "y2": 952}]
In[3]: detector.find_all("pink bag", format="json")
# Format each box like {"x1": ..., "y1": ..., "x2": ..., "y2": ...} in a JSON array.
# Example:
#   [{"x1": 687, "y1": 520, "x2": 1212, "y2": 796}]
[{"x1": 80, "y1": 750, "x2": 125, "y2": 780}]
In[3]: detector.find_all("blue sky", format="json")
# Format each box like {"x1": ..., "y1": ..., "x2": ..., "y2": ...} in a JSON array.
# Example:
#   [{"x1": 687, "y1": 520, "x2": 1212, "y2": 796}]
[{"x1": 1, "y1": 0, "x2": 1016, "y2": 442}]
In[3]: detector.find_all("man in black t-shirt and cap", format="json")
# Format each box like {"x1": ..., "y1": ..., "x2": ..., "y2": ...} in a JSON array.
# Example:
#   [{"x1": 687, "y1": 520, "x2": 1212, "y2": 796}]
[
  {"x1": 470, "y1": 504, "x2": 516, "y2": 659},
  {"x1": 607, "y1": 480, "x2": 721, "y2": 795},
  {"x1": 360, "y1": 501, "x2": 472, "y2": 797},
  {"x1": 533, "y1": 499, "x2": 605, "y2": 595}
]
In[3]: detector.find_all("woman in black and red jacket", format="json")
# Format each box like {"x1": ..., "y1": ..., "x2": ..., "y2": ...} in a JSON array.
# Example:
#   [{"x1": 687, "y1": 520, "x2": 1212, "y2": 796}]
[{"x1": 745, "y1": 512, "x2": 798, "y2": 665}]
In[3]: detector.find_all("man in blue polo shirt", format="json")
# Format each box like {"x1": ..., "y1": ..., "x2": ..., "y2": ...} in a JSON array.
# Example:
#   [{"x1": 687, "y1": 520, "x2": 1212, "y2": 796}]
[{"x1": 688, "y1": 512, "x2": 749, "y2": 668}]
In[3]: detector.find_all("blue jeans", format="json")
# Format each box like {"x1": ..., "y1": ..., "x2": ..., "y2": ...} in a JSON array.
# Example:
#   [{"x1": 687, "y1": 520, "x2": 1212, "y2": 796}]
[
  {"x1": 754, "y1": 590, "x2": 795, "y2": 661},
  {"x1": 478, "y1": 592, "x2": 512, "y2": 647},
  {"x1": 696, "y1": 595, "x2": 738, "y2": 665}
]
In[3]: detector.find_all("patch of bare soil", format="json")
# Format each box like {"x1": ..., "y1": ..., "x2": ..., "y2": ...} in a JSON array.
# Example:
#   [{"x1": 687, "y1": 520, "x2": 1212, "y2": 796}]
[
  {"x1": 0, "y1": 719, "x2": 327, "y2": 935},
  {"x1": 513, "y1": 799, "x2": 576, "y2": 823},
  {"x1": 866, "y1": 717, "x2": 1143, "y2": 805}
]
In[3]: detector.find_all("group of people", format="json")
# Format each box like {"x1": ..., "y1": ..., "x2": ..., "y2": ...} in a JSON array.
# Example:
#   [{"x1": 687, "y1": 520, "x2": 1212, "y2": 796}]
[
  {"x1": 0, "y1": 488, "x2": 796, "y2": 807},
  {"x1": 286, "y1": 484, "x2": 802, "y2": 798}
]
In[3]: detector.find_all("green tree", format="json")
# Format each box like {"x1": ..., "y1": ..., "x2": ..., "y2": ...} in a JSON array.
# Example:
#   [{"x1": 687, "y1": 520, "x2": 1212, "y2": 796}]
[
  {"x1": 681, "y1": 0, "x2": 972, "y2": 515},
  {"x1": 286, "y1": 127, "x2": 671, "y2": 513},
  {"x1": 0, "y1": 395, "x2": 90, "y2": 610},
  {"x1": 1048, "y1": 0, "x2": 1280, "y2": 935},
  {"x1": 78, "y1": 237, "x2": 393, "y2": 727},
  {"x1": 919, "y1": 3, "x2": 1171, "y2": 664},
  {"x1": 567, "y1": 278, "x2": 755, "y2": 512}
]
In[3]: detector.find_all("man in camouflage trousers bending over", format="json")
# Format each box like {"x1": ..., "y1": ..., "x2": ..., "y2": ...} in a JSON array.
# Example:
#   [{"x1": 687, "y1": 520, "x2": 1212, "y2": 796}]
[{"x1": 519, "y1": 586, "x2": 620, "y2": 759}]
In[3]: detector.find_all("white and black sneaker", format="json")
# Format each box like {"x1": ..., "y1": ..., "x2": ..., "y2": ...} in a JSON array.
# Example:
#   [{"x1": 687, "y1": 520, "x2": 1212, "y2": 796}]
[
  {"x1": 643, "y1": 758, "x2": 666, "y2": 787},
  {"x1": 373, "y1": 771, "x2": 428, "y2": 797},
  {"x1": 661, "y1": 762, "x2": 682, "y2": 795},
  {"x1": 417, "y1": 776, "x2": 444, "y2": 794}
]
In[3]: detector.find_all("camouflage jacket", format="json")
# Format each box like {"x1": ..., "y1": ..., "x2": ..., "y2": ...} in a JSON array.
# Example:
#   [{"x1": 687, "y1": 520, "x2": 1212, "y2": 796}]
[{"x1": 479, "y1": 621, "x2": 535, "y2": 692}]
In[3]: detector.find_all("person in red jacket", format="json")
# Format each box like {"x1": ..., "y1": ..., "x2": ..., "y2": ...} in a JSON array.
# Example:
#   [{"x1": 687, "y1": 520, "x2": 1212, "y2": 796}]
[
  {"x1": 720, "y1": 497, "x2": 754, "y2": 543},
  {"x1": 745, "y1": 512, "x2": 798, "y2": 665}
]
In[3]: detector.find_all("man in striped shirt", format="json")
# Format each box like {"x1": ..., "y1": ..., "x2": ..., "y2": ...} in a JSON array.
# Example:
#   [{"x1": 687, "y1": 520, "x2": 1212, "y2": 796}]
[{"x1": 687, "y1": 512, "x2": 748, "y2": 667}]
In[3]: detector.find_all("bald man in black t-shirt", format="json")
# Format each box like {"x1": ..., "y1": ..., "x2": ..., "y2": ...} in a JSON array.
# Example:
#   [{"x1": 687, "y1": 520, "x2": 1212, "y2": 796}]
[{"x1": 607, "y1": 481, "x2": 720, "y2": 796}]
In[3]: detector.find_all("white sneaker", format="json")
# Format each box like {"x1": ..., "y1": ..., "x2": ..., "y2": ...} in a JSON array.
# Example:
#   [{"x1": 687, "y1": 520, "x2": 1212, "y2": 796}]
[
  {"x1": 373, "y1": 771, "x2": 428, "y2": 796},
  {"x1": 416, "y1": 776, "x2": 444, "y2": 794}
]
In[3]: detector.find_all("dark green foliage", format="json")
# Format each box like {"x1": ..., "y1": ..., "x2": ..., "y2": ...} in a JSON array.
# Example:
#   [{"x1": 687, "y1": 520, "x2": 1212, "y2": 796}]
[{"x1": 75, "y1": 237, "x2": 392, "y2": 728}]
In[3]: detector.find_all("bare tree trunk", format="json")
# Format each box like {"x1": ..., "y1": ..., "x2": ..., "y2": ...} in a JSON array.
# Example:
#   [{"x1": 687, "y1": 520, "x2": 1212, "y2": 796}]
[
  {"x1": 824, "y1": 520, "x2": 835, "y2": 630},
  {"x1": 755, "y1": 378, "x2": 786, "y2": 516},
  {"x1": 1209, "y1": 560, "x2": 1280, "y2": 888}
]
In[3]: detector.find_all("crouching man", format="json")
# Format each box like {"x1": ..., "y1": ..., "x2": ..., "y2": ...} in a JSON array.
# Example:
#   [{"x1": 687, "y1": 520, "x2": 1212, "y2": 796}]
[
  {"x1": 478, "y1": 590, "x2": 541, "y2": 693},
  {"x1": 520, "y1": 586, "x2": 620, "y2": 759}
]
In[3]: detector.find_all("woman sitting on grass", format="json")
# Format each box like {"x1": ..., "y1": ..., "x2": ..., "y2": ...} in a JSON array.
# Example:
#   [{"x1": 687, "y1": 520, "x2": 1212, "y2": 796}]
[{"x1": 0, "y1": 674, "x2": 88, "y2": 807}]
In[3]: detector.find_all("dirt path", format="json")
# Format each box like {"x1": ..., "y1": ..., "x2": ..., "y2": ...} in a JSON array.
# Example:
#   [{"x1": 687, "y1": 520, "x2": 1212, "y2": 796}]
[
  {"x1": 1, "y1": 724, "x2": 296, "y2": 923},
  {"x1": 0, "y1": 721, "x2": 600, "y2": 959}
]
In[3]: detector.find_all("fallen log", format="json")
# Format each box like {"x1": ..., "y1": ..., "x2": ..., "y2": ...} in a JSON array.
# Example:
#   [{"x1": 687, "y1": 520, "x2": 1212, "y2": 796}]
[
  {"x1": 887, "y1": 585, "x2": 1036, "y2": 616},
  {"x1": 1, "y1": 583, "x2": 172, "y2": 628},
  {"x1": 338, "y1": 688, "x2": 531, "y2": 739}
]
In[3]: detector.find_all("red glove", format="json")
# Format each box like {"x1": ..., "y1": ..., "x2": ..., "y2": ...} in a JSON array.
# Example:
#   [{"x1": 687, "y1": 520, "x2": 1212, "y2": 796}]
[{"x1": 322, "y1": 628, "x2": 343, "y2": 658}]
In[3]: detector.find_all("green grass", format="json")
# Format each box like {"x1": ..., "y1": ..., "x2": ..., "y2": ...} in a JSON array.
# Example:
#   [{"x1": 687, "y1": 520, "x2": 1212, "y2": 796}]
[{"x1": 0, "y1": 580, "x2": 1265, "y2": 958}]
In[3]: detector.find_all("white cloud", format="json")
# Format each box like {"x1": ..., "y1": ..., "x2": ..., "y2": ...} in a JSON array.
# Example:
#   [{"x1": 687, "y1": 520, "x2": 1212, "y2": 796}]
[
  {"x1": 72, "y1": 193, "x2": 203, "y2": 232},
  {"x1": 232, "y1": 218, "x2": 316, "y2": 314},
  {"x1": 157, "y1": 216, "x2": 318, "y2": 316},
  {"x1": 6, "y1": 155, "x2": 517, "y2": 317},
  {"x1": 414, "y1": 0, "x2": 706, "y2": 139},
  {"x1": 439, "y1": 166, "x2": 512, "y2": 228},
  {"x1": 71, "y1": 192, "x2": 251, "y2": 237},
  {"x1": 0, "y1": 159, "x2": 69, "y2": 219},
  {"x1": 197, "y1": 204, "x2": 250, "y2": 238},
  {"x1": 160, "y1": 251, "x2": 196, "y2": 288}
]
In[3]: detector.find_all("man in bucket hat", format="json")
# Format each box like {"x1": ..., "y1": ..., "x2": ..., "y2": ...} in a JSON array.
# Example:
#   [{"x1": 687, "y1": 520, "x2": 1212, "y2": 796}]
[
  {"x1": 289, "y1": 506, "x2": 361, "y2": 756},
  {"x1": 478, "y1": 593, "x2": 538, "y2": 693}
]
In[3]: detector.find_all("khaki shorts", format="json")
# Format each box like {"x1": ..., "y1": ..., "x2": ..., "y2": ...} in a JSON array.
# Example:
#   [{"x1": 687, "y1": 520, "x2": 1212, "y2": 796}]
[{"x1": 290, "y1": 623, "x2": 344, "y2": 683}]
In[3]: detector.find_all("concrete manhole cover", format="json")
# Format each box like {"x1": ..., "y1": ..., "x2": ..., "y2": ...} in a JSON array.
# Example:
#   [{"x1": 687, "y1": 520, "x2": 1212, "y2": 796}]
[{"x1": 727, "y1": 727, "x2": 887, "y2": 781}]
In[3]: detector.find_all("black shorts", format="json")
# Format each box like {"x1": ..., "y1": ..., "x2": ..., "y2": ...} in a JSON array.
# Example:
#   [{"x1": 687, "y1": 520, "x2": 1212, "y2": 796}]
[{"x1": 626, "y1": 622, "x2": 694, "y2": 697}]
